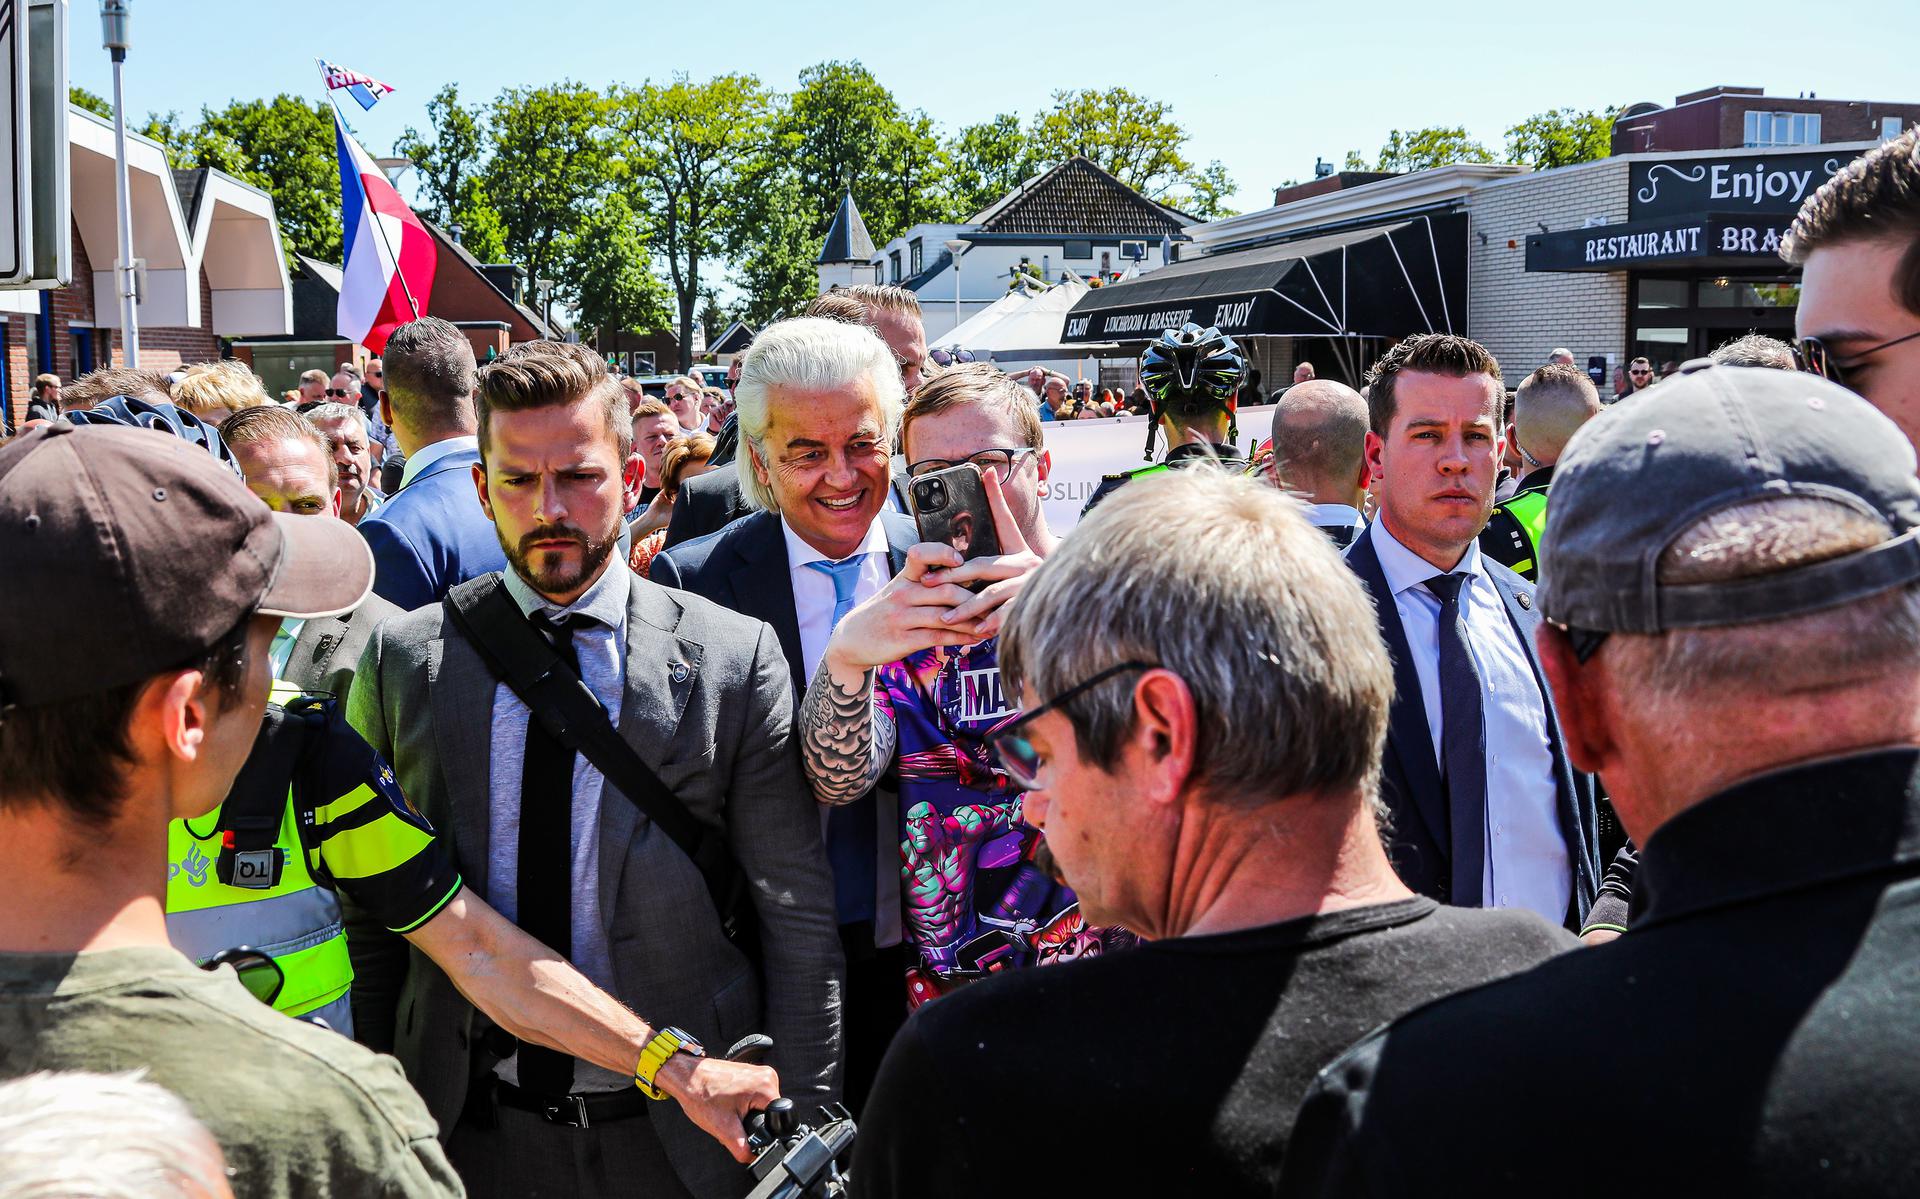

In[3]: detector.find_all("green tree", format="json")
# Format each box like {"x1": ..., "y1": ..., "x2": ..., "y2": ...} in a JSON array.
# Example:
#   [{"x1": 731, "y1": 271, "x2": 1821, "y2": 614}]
[
  {"x1": 1505, "y1": 107, "x2": 1617, "y2": 171},
  {"x1": 731, "y1": 162, "x2": 818, "y2": 325},
  {"x1": 783, "y1": 60, "x2": 919, "y2": 242},
  {"x1": 1346, "y1": 126, "x2": 1496, "y2": 173},
  {"x1": 874, "y1": 110, "x2": 956, "y2": 239},
  {"x1": 1177, "y1": 160, "x2": 1238, "y2": 220},
  {"x1": 698, "y1": 293, "x2": 727, "y2": 347},
  {"x1": 946, "y1": 113, "x2": 1042, "y2": 216},
  {"x1": 483, "y1": 83, "x2": 613, "y2": 301},
  {"x1": 1030, "y1": 87, "x2": 1193, "y2": 198},
  {"x1": 395, "y1": 84, "x2": 506, "y2": 261},
  {"x1": 611, "y1": 73, "x2": 773, "y2": 372},
  {"x1": 69, "y1": 86, "x2": 112, "y2": 119},
  {"x1": 565, "y1": 191, "x2": 672, "y2": 339}
]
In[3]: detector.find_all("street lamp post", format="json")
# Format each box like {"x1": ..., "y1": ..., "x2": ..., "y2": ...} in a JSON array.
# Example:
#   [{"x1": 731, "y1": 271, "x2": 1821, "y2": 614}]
[
  {"x1": 943, "y1": 239, "x2": 969, "y2": 339},
  {"x1": 101, "y1": 1, "x2": 138, "y2": 366}
]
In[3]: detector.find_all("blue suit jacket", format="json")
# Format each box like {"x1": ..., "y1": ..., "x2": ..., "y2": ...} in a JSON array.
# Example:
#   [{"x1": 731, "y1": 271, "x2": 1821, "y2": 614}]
[
  {"x1": 1345, "y1": 523, "x2": 1602, "y2": 926},
  {"x1": 357, "y1": 443, "x2": 507, "y2": 613}
]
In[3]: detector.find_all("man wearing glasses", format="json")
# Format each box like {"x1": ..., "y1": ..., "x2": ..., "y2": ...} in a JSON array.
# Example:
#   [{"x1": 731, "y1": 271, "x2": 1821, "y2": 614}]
[
  {"x1": 797, "y1": 364, "x2": 1119, "y2": 1025},
  {"x1": 1618, "y1": 356, "x2": 1655, "y2": 401},
  {"x1": 1786, "y1": 127, "x2": 1920, "y2": 448},
  {"x1": 849, "y1": 468, "x2": 1572, "y2": 1199}
]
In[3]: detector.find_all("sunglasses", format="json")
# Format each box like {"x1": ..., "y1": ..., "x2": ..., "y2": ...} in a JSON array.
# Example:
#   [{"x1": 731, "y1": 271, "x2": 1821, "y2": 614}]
[
  {"x1": 1628, "y1": 369, "x2": 1652, "y2": 377},
  {"x1": 1794, "y1": 330, "x2": 1920, "y2": 387},
  {"x1": 929, "y1": 348, "x2": 976, "y2": 367},
  {"x1": 325, "y1": 388, "x2": 351, "y2": 398},
  {"x1": 199, "y1": 945, "x2": 284, "y2": 1006},
  {"x1": 986, "y1": 661, "x2": 1156, "y2": 790}
]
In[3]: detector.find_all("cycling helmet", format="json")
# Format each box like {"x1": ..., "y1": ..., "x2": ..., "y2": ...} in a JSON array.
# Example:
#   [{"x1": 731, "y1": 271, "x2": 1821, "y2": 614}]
[
  {"x1": 1136, "y1": 323, "x2": 1246, "y2": 459},
  {"x1": 63, "y1": 396, "x2": 244, "y2": 477}
]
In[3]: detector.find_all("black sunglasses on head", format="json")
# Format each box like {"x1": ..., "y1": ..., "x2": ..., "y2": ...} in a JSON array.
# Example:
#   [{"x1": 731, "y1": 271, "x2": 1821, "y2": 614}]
[
  {"x1": 1793, "y1": 330, "x2": 1920, "y2": 387},
  {"x1": 986, "y1": 661, "x2": 1157, "y2": 791}
]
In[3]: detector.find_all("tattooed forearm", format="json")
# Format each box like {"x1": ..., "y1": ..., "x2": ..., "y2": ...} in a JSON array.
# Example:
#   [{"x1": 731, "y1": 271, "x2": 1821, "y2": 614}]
[{"x1": 799, "y1": 655, "x2": 896, "y2": 806}]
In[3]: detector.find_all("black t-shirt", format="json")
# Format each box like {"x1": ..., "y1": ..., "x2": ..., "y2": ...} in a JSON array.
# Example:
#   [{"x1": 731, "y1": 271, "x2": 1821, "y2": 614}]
[{"x1": 850, "y1": 897, "x2": 1572, "y2": 1198}]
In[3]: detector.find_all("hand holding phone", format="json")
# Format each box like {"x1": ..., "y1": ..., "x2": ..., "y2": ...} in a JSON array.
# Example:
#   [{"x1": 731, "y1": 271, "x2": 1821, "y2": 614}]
[{"x1": 909, "y1": 464, "x2": 1003, "y2": 592}]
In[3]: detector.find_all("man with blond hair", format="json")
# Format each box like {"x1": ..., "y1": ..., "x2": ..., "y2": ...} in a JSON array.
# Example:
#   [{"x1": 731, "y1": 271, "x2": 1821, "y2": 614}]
[{"x1": 171, "y1": 361, "x2": 271, "y2": 428}]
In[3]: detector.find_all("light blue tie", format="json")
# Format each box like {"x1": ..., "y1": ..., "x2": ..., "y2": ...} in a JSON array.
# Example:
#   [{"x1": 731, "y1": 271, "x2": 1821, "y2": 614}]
[{"x1": 805, "y1": 556, "x2": 866, "y2": 629}]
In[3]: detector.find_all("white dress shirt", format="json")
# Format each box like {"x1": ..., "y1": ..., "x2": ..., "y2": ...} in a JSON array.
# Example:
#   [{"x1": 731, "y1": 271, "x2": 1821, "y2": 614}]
[
  {"x1": 781, "y1": 516, "x2": 893, "y2": 679},
  {"x1": 1303, "y1": 503, "x2": 1365, "y2": 532},
  {"x1": 1370, "y1": 518, "x2": 1570, "y2": 924},
  {"x1": 397, "y1": 434, "x2": 479, "y2": 491},
  {"x1": 487, "y1": 558, "x2": 632, "y2": 1092}
]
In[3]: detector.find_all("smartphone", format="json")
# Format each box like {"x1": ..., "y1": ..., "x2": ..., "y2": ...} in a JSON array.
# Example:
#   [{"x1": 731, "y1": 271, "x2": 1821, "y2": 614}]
[{"x1": 909, "y1": 463, "x2": 1002, "y2": 592}]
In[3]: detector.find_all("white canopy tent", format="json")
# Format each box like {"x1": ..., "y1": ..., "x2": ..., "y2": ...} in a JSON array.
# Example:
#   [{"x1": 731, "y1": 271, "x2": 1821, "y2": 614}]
[{"x1": 940, "y1": 281, "x2": 1122, "y2": 363}]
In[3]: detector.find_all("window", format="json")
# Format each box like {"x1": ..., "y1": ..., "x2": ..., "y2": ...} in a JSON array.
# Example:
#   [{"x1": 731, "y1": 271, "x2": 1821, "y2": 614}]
[
  {"x1": 889, "y1": 251, "x2": 902, "y2": 283},
  {"x1": 1063, "y1": 240, "x2": 1092, "y2": 260},
  {"x1": 1744, "y1": 111, "x2": 1821, "y2": 147},
  {"x1": 1634, "y1": 327, "x2": 1689, "y2": 346},
  {"x1": 1699, "y1": 279, "x2": 1801, "y2": 309},
  {"x1": 909, "y1": 239, "x2": 923, "y2": 275},
  {"x1": 1885, "y1": 117, "x2": 1910, "y2": 142},
  {"x1": 1637, "y1": 279, "x2": 1690, "y2": 309}
]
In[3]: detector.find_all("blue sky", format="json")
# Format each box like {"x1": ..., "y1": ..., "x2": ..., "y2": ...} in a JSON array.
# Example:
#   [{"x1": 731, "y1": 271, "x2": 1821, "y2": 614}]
[{"x1": 70, "y1": 0, "x2": 1914, "y2": 218}]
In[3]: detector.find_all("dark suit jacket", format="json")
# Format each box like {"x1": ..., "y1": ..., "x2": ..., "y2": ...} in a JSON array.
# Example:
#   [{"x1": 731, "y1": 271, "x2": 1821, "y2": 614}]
[
  {"x1": 280, "y1": 593, "x2": 402, "y2": 706},
  {"x1": 652, "y1": 508, "x2": 918, "y2": 946},
  {"x1": 663, "y1": 463, "x2": 915, "y2": 552},
  {"x1": 349, "y1": 573, "x2": 842, "y2": 1196},
  {"x1": 1345, "y1": 523, "x2": 1602, "y2": 925},
  {"x1": 357, "y1": 442, "x2": 507, "y2": 612}
]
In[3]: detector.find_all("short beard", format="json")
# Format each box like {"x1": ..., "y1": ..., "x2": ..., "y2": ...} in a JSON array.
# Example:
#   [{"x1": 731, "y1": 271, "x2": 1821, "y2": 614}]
[{"x1": 500, "y1": 519, "x2": 619, "y2": 600}]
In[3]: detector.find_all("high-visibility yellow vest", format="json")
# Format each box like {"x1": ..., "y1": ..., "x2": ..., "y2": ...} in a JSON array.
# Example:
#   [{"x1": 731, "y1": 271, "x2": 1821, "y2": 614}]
[{"x1": 1496, "y1": 487, "x2": 1551, "y2": 579}]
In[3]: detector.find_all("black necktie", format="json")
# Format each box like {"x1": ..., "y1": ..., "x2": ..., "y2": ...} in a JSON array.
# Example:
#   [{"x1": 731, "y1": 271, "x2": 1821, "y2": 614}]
[
  {"x1": 518, "y1": 611, "x2": 587, "y2": 1094},
  {"x1": 1425, "y1": 573, "x2": 1487, "y2": 906}
]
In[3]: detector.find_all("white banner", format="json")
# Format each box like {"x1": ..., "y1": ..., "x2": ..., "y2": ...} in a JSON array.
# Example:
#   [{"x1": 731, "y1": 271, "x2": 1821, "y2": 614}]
[{"x1": 1038, "y1": 405, "x2": 1278, "y2": 534}]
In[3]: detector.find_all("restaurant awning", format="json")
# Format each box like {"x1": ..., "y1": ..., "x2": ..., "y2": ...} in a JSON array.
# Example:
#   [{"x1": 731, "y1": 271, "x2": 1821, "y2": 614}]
[
  {"x1": 1060, "y1": 213, "x2": 1468, "y2": 344},
  {"x1": 1524, "y1": 213, "x2": 1796, "y2": 273}
]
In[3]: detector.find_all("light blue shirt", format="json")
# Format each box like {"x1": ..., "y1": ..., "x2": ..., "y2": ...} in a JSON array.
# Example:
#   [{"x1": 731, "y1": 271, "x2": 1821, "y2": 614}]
[
  {"x1": 1303, "y1": 503, "x2": 1365, "y2": 532},
  {"x1": 1370, "y1": 518, "x2": 1571, "y2": 924},
  {"x1": 269, "y1": 618, "x2": 305, "y2": 680},
  {"x1": 488, "y1": 557, "x2": 632, "y2": 1092}
]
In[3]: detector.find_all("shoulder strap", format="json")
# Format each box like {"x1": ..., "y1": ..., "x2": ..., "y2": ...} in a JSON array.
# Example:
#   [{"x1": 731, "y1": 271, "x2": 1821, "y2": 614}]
[
  {"x1": 216, "y1": 701, "x2": 319, "y2": 890},
  {"x1": 442, "y1": 575, "x2": 752, "y2": 942}
]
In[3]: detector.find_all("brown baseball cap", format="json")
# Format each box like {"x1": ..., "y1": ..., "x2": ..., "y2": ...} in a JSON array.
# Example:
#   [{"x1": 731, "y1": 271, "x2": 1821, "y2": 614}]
[{"x1": 0, "y1": 423, "x2": 373, "y2": 709}]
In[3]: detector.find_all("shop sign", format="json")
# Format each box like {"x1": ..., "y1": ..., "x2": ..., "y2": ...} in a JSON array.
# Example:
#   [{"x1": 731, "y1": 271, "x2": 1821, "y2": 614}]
[
  {"x1": 1527, "y1": 215, "x2": 1794, "y2": 272},
  {"x1": 1629, "y1": 150, "x2": 1853, "y2": 221}
]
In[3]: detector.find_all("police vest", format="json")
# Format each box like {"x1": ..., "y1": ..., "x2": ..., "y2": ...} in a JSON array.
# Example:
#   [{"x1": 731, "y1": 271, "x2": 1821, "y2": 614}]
[
  {"x1": 1496, "y1": 488, "x2": 1550, "y2": 579},
  {"x1": 165, "y1": 687, "x2": 355, "y2": 1034}
]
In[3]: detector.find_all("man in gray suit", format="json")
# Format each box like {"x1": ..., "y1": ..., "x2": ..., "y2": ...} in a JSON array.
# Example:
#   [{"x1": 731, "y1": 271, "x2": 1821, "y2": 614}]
[{"x1": 352, "y1": 345, "x2": 841, "y2": 1199}]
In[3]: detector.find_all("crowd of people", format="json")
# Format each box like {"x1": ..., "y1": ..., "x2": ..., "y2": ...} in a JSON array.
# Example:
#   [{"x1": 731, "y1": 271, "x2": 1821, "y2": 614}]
[{"x1": 1, "y1": 128, "x2": 1918, "y2": 1199}]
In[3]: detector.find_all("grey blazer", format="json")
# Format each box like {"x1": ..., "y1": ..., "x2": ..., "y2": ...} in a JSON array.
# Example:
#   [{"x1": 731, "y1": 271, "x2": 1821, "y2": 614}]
[
  {"x1": 281, "y1": 592, "x2": 402, "y2": 706},
  {"x1": 348, "y1": 570, "x2": 843, "y2": 1197}
]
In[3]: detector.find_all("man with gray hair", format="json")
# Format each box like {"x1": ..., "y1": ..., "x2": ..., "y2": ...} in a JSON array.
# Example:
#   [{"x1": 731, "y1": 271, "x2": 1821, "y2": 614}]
[
  {"x1": 357, "y1": 315, "x2": 506, "y2": 610},
  {"x1": 1284, "y1": 363, "x2": 1920, "y2": 1196},
  {"x1": 1478, "y1": 363, "x2": 1603, "y2": 582},
  {"x1": 653, "y1": 316, "x2": 919, "y2": 1111},
  {"x1": 0, "y1": 1071, "x2": 232, "y2": 1199},
  {"x1": 853, "y1": 469, "x2": 1571, "y2": 1198},
  {"x1": 1268, "y1": 378, "x2": 1371, "y2": 547},
  {"x1": 1710, "y1": 332, "x2": 1797, "y2": 370},
  {"x1": 1546, "y1": 347, "x2": 1576, "y2": 366},
  {"x1": 304, "y1": 400, "x2": 383, "y2": 525}
]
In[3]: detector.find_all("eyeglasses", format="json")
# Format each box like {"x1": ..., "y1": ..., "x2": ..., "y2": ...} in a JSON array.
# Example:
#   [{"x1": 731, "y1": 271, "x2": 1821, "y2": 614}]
[
  {"x1": 906, "y1": 446, "x2": 1039, "y2": 483},
  {"x1": 929, "y1": 348, "x2": 976, "y2": 368},
  {"x1": 1794, "y1": 330, "x2": 1920, "y2": 387},
  {"x1": 325, "y1": 388, "x2": 350, "y2": 398},
  {"x1": 1628, "y1": 369, "x2": 1652, "y2": 378},
  {"x1": 986, "y1": 661, "x2": 1156, "y2": 790},
  {"x1": 199, "y1": 945, "x2": 284, "y2": 1006}
]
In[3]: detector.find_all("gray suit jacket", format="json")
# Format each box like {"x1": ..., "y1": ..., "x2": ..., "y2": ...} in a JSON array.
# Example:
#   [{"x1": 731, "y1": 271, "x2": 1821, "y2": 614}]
[
  {"x1": 348, "y1": 570, "x2": 843, "y2": 1197},
  {"x1": 281, "y1": 593, "x2": 403, "y2": 706}
]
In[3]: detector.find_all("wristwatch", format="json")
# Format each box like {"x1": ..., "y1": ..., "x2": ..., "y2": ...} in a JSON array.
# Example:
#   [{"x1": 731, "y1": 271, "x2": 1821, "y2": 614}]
[{"x1": 633, "y1": 1026, "x2": 706, "y2": 1099}]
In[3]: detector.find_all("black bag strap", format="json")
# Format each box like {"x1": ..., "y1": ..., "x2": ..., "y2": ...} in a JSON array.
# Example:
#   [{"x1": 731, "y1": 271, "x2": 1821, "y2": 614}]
[{"x1": 442, "y1": 575, "x2": 749, "y2": 938}]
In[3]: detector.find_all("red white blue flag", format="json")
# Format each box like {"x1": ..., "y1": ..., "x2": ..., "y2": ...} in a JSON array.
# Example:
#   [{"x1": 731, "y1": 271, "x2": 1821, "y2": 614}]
[
  {"x1": 334, "y1": 111, "x2": 435, "y2": 353},
  {"x1": 319, "y1": 60, "x2": 395, "y2": 111}
]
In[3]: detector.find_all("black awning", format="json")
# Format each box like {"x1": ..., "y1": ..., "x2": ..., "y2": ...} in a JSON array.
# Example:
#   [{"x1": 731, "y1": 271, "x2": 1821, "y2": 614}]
[
  {"x1": 1525, "y1": 213, "x2": 1795, "y2": 273},
  {"x1": 1060, "y1": 213, "x2": 1468, "y2": 344}
]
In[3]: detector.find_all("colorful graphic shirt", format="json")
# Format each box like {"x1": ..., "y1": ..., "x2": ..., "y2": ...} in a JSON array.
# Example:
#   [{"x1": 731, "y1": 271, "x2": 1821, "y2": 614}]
[{"x1": 876, "y1": 637, "x2": 1135, "y2": 1009}]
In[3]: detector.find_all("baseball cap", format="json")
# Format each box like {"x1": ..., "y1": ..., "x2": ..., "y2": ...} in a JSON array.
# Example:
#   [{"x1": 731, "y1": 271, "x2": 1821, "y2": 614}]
[
  {"x1": 1538, "y1": 361, "x2": 1920, "y2": 637},
  {"x1": 0, "y1": 423, "x2": 373, "y2": 709}
]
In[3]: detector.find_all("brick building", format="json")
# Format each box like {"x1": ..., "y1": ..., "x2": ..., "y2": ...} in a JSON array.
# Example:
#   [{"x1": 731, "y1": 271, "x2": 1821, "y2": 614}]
[
  {"x1": 1613, "y1": 85, "x2": 1920, "y2": 155},
  {"x1": 1, "y1": 105, "x2": 291, "y2": 428}
]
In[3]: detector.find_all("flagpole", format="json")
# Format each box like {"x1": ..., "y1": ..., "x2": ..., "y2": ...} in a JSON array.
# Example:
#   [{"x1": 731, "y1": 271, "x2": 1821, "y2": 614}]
[{"x1": 317, "y1": 59, "x2": 421, "y2": 322}]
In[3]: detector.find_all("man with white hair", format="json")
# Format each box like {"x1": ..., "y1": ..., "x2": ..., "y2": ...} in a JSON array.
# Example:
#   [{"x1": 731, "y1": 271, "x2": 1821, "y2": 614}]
[
  {"x1": 653, "y1": 317, "x2": 919, "y2": 1110},
  {"x1": 0, "y1": 1071, "x2": 233, "y2": 1199},
  {"x1": 1285, "y1": 362, "x2": 1920, "y2": 1198},
  {"x1": 1546, "y1": 347, "x2": 1576, "y2": 366},
  {"x1": 304, "y1": 400, "x2": 385, "y2": 525}
]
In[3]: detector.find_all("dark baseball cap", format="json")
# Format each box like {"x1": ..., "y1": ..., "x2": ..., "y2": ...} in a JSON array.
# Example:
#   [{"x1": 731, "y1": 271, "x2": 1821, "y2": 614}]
[
  {"x1": 0, "y1": 423, "x2": 373, "y2": 708},
  {"x1": 1538, "y1": 361, "x2": 1920, "y2": 635}
]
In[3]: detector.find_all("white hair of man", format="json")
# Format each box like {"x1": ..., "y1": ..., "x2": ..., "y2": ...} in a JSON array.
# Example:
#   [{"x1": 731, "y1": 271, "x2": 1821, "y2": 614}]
[
  {"x1": 732, "y1": 316, "x2": 905, "y2": 513},
  {"x1": 0, "y1": 1070, "x2": 228, "y2": 1199},
  {"x1": 999, "y1": 467, "x2": 1392, "y2": 808},
  {"x1": 300, "y1": 400, "x2": 371, "y2": 437}
]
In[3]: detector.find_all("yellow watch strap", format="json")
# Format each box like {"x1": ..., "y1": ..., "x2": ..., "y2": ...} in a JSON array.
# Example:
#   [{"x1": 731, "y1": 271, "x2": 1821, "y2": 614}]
[{"x1": 633, "y1": 1028, "x2": 687, "y2": 1100}]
